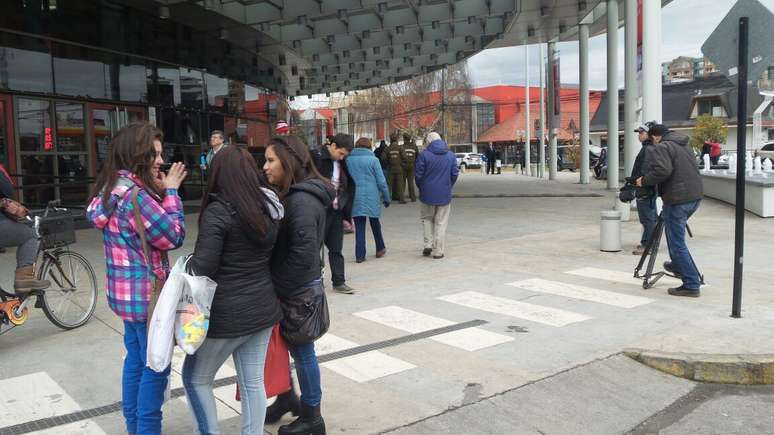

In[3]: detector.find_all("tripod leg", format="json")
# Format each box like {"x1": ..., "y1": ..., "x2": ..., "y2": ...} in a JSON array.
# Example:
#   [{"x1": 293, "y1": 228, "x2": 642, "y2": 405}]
[
  {"x1": 643, "y1": 221, "x2": 663, "y2": 286},
  {"x1": 635, "y1": 218, "x2": 661, "y2": 276}
]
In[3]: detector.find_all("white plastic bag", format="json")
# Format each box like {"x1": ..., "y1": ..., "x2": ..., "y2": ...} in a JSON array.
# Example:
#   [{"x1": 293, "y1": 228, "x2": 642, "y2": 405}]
[
  {"x1": 147, "y1": 256, "x2": 188, "y2": 372},
  {"x1": 175, "y1": 262, "x2": 217, "y2": 355}
]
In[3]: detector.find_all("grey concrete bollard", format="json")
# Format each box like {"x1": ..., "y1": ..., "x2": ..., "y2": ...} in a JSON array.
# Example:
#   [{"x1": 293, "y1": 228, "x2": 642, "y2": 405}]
[
  {"x1": 600, "y1": 210, "x2": 622, "y2": 252},
  {"x1": 530, "y1": 163, "x2": 538, "y2": 175},
  {"x1": 515, "y1": 164, "x2": 522, "y2": 174}
]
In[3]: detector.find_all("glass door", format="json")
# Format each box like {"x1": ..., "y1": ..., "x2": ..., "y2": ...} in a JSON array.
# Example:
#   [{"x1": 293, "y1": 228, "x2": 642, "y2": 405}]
[{"x1": 89, "y1": 103, "x2": 146, "y2": 170}]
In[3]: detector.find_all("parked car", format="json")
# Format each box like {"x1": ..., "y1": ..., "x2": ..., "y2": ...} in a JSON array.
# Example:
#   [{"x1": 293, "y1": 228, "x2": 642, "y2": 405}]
[
  {"x1": 755, "y1": 142, "x2": 774, "y2": 162},
  {"x1": 455, "y1": 152, "x2": 482, "y2": 169}
]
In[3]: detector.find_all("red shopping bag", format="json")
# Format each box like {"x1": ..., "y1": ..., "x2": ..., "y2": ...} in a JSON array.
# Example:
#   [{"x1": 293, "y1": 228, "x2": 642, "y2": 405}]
[{"x1": 236, "y1": 324, "x2": 291, "y2": 401}]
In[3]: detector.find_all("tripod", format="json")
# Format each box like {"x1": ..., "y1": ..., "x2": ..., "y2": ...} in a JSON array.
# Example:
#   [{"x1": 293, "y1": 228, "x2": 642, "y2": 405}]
[{"x1": 634, "y1": 211, "x2": 705, "y2": 289}]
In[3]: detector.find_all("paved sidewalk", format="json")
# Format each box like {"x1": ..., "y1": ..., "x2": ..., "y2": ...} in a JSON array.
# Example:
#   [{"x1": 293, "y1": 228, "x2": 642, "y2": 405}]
[{"x1": 1, "y1": 171, "x2": 772, "y2": 434}]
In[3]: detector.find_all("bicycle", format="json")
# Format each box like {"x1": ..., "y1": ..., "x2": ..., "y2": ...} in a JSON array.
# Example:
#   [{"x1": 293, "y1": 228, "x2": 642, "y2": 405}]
[{"x1": 0, "y1": 200, "x2": 97, "y2": 334}]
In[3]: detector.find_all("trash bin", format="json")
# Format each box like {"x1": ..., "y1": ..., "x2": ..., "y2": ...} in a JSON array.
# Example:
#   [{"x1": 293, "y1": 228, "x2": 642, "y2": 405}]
[
  {"x1": 600, "y1": 210, "x2": 622, "y2": 252},
  {"x1": 514, "y1": 164, "x2": 522, "y2": 174}
]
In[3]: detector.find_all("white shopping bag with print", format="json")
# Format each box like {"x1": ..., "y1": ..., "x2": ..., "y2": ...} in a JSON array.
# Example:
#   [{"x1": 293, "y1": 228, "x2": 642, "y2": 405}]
[
  {"x1": 146, "y1": 256, "x2": 187, "y2": 372},
  {"x1": 175, "y1": 261, "x2": 217, "y2": 355}
]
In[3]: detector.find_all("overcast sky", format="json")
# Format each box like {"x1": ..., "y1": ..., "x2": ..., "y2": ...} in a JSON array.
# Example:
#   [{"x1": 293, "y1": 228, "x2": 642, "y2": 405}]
[
  {"x1": 468, "y1": 0, "x2": 774, "y2": 89},
  {"x1": 293, "y1": 0, "x2": 773, "y2": 108}
]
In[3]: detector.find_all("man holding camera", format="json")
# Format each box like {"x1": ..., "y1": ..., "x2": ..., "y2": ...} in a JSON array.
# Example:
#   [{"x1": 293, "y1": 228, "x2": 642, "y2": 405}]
[
  {"x1": 631, "y1": 122, "x2": 658, "y2": 255},
  {"x1": 635, "y1": 124, "x2": 703, "y2": 297}
]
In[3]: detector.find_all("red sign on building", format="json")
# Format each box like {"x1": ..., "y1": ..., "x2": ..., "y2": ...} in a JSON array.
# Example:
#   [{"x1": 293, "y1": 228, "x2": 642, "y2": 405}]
[{"x1": 44, "y1": 127, "x2": 53, "y2": 151}]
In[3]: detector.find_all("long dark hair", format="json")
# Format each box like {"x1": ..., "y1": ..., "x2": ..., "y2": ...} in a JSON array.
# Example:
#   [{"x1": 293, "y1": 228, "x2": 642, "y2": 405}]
[
  {"x1": 267, "y1": 135, "x2": 328, "y2": 197},
  {"x1": 91, "y1": 122, "x2": 164, "y2": 205},
  {"x1": 200, "y1": 146, "x2": 276, "y2": 236}
]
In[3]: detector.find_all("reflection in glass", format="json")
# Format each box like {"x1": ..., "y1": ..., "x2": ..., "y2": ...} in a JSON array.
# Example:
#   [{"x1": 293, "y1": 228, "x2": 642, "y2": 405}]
[
  {"x1": 205, "y1": 73, "x2": 228, "y2": 110},
  {"x1": 0, "y1": 33, "x2": 53, "y2": 93},
  {"x1": 120, "y1": 61, "x2": 147, "y2": 102},
  {"x1": 55, "y1": 102, "x2": 86, "y2": 152},
  {"x1": 20, "y1": 155, "x2": 55, "y2": 206},
  {"x1": 18, "y1": 99, "x2": 52, "y2": 152},
  {"x1": 158, "y1": 67, "x2": 181, "y2": 107},
  {"x1": 53, "y1": 43, "x2": 110, "y2": 99},
  {"x1": 58, "y1": 154, "x2": 89, "y2": 205},
  {"x1": 180, "y1": 68, "x2": 204, "y2": 109},
  {"x1": 92, "y1": 109, "x2": 114, "y2": 166}
]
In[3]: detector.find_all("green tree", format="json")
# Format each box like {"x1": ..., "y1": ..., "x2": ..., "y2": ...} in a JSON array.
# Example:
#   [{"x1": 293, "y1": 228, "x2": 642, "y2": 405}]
[{"x1": 690, "y1": 114, "x2": 727, "y2": 152}]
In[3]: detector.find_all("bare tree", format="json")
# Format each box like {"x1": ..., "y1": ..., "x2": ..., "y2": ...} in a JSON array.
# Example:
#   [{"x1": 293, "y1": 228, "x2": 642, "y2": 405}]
[{"x1": 343, "y1": 60, "x2": 474, "y2": 143}]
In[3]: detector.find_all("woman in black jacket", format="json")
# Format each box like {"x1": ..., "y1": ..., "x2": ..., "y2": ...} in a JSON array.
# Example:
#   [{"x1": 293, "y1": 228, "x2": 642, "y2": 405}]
[
  {"x1": 263, "y1": 135, "x2": 334, "y2": 435},
  {"x1": 182, "y1": 146, "x2": 284, "y2": 435}
]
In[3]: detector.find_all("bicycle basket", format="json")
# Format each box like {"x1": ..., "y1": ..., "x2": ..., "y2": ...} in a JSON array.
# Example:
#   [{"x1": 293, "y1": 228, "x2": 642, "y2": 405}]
[{"x1": 38, "y1": 210, "x2": 76, "y2": 249}]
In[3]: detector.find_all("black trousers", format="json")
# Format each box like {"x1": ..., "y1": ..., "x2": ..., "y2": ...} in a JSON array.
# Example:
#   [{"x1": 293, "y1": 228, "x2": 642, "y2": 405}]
[
  {"x1": 322, "y1": 208, "x2": 345, "y2": 286},
  {"x1": 487, "y1": 161, "x2": 495, "y2": 174}
]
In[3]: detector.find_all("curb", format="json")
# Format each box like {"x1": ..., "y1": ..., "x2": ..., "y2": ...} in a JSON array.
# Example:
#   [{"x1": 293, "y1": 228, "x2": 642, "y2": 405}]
[{"x1": 624, "y1": 349, "x2": 774, "y2": 385}]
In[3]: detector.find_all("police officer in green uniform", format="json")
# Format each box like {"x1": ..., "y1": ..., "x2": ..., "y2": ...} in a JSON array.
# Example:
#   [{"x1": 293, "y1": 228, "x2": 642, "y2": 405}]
[
  {"x1": 401, "y1": 133, "x2": 419, "y2": 202},
  {"x1": 383, "y1": 132, "x2": 405, "y2": 203}
]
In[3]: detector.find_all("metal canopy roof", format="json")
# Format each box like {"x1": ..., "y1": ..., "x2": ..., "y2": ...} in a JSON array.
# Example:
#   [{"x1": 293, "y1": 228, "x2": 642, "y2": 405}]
[{"x1": 152, "y1": 0, "x2": 670, "y2": 96}]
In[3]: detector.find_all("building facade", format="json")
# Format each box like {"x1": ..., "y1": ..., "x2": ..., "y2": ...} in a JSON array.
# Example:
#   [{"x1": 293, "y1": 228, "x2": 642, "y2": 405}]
[{"x1": 0, "y1": 1, "x2": 286, "y2": 206}]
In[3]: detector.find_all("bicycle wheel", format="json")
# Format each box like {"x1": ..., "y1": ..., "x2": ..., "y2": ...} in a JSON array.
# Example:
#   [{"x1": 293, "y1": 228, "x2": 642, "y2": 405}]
[{"x1": 39, "y1": 251, "x2": 97, "y2": 329}]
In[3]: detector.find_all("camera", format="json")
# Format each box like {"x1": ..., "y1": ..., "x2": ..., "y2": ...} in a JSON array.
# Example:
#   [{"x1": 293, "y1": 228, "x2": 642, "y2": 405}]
[
  {"x1": 159, "y1": 163, "x2": 172, "y2": 174},
  {"x1": 619, "y1": 177, "x2": 653, "y2": 203}
]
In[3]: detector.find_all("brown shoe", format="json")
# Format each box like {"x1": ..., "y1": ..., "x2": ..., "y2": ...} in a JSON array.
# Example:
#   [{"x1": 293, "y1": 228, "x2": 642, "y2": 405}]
[
  {"x1": 376, "y1": 249, "x2": 386, "y2": 258},
  {"x1": 14, "y1": 265, "x2": 50, "y2": 294}
]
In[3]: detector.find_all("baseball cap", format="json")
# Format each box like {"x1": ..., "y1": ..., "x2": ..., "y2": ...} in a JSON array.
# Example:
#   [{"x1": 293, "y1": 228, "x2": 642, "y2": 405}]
[{"x1": 275, "y1": 120, "x2": 289, "y2": 134}]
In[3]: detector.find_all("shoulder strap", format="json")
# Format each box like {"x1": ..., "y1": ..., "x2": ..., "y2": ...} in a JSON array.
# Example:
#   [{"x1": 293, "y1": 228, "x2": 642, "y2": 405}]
[{"x1": 131, "y1": 187, "x2": 152, "y2": 264}]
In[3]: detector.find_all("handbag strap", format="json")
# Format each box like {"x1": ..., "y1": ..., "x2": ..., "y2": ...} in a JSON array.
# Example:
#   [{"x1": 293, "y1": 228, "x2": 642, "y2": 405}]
[{"x1": 131, "y1": 187, "x2": 168, "y2": 284}]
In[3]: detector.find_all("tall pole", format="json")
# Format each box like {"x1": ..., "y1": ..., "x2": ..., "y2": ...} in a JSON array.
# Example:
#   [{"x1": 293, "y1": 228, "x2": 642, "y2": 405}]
[
  {"x1": 731, "y1": 17, "x2": 749, "y2": 318},
  {"x1": 539, "y1": 43, "x2": 546, "y2": 178},
  {"x1": 642, "y1": 0, "x2": 662, "y2": 122},
  {"x1": 624, "y1": 0, "x2": 638, "y2": 178},
  {"x1": 525, "y1": 44, "x2": 532, "y2": 176},
  {"x1": 579, "y1": 23, "x2": 590, "y2": 184},
  {"x1": 441, "y1": 66, "x2": 447, "y2": 137},
  {"x1": 606, "y1": 0, "x2": 620, "y2": 190},
  {"x1": 547, "y1": 41, "x2": 557, "y2": 180}
]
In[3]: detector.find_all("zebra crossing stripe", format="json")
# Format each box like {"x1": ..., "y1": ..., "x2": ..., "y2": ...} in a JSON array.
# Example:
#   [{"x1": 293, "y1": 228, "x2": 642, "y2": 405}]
[
  {"x1": 566, "y1": 267, "x2": 682, "y2": 286},
  {"x1": 316, "y1": 334, "x2": 416, "y2": 383},
  {"x1": 0, "y1": 372, "x2": 105, "y2": 434},
  {"x1": 506, "y1": 278, "x2": 654, "y2": 308},
  {"x1": 354, "y1": 306, "x2": 513, "y2": 351},
  {"x1": 438, "y1": 291, "x2": 592, "y2": 327}
]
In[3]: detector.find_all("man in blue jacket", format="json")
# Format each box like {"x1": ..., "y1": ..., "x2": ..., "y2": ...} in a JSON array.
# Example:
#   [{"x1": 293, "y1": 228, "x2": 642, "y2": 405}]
[{"x1": 415, "y1": 132, "x2": 459, "y2": 259}]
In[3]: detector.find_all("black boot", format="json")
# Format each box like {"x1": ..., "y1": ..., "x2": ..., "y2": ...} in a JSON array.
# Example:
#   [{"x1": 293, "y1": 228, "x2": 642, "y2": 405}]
[
  {"x1": 278, "y1": 403, "x2": 325, "y2": 435},
  {"x1": 265, "y1": 390, "x2": 301, "y2": 424}
]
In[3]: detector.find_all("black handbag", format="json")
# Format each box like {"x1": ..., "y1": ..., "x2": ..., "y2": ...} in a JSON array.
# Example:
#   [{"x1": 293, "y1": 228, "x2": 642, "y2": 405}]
[{"x1": 279, "y1": 283, "x2": 330, "y2": 345}]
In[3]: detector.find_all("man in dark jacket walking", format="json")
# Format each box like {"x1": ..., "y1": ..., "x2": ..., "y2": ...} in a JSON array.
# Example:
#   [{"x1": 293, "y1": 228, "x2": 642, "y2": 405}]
[
  {"x1": 311, "y1": 133, "x2": 356, "y2": 294},
  {"x1": 383, "y1": 133, "x2": 405, "y2": 203},
  {"x1": 636, "y1": 124, "x2": 703, "y2": 297},
  {"x1": 485, "y1": 145, "x2": 497, "y2": 175},
  {"x1": 415, "y1": 132, "x2": 459, "y2": 259},
  {"x1": 631, "y1": 122, "x2": 658, "y2": 255}
]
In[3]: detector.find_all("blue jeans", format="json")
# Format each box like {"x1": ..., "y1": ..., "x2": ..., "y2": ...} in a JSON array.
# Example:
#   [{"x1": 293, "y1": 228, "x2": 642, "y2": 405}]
[
  {"x1": 636, "y1": 196, "x2": 658, "y2": 246},
  {"x1": 663, "y1": 200, "x2": 702, "y2": 290},
  {"x1": 353, "y1": 216, "x2": 386, "y2": 261},
  {"x1": 122, "y1": 320, "x2": 170, "y2": 435},
  {"x1": 182, "y1": 327, "x2": 273, "y2": 435},
  {"x1": 289, "y1": 341, "x2": 321, "y2": 407}
]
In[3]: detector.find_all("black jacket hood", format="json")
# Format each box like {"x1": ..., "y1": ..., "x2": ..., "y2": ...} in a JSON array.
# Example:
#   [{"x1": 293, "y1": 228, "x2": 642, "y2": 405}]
[{"x1": 288, "y1": 178, "x2": 335, "y2": 207}]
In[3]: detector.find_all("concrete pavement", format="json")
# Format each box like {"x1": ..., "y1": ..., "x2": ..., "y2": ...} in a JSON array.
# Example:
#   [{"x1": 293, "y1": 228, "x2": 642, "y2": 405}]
[{"x1": 1, "y1": 171, "x2": 773, "y2": 434}]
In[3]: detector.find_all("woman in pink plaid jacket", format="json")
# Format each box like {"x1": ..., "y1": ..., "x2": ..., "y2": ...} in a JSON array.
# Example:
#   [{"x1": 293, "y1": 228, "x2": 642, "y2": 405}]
[{"x1": 87, "y1": 122, "x2": 187, "y2": 435}]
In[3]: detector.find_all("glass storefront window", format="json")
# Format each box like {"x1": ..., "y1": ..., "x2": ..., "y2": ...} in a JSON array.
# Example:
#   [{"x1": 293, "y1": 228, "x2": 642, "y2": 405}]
[
  {"x1": 180, "y1": 68, "x2": 204, "y2": 109},
  {"x1": 158, "y1": 66, "x2": 181, "y2": 107},
  {"x1": 57, "y1": 154, "x2": 89, "y2": 205},
  {"x1": 120, "y1": 59, "x2": 148, "y2": 102},
  {"x1": 18, "y1": 99, "x2": 52, "y2": 153},
  {"x1": 205, "y1": 73, "x2": 228, "y2": 111},
  {"x1": 20, "y1": 154, "x2": 55, "y2": 206},
  {"x1": 55, "y1": 102, "x2": 86, "y2": 152},
  {"x1": 52, "y1": 43, "x2": 110, "y2": 99},
  {"x1": 0, "y1": 32, "x2": 53, "y2": 93}
]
